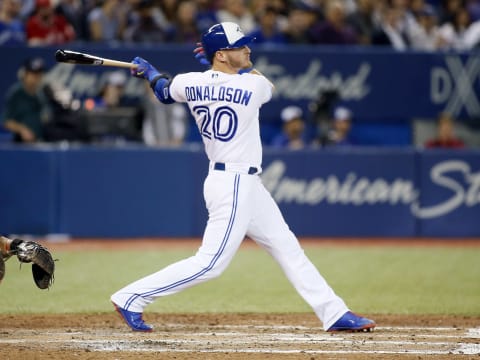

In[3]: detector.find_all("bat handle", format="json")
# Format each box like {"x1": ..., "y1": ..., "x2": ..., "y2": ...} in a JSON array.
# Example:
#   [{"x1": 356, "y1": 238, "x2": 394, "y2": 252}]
[{"x1": 101, "y1": 59, "x2": 138, "y2": 69}]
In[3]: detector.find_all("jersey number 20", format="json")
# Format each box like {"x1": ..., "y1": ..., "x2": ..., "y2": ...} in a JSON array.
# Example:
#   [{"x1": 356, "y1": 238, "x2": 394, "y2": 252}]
[{"x1": 194, "y1": 105, "x2": 238, "y2": 142}]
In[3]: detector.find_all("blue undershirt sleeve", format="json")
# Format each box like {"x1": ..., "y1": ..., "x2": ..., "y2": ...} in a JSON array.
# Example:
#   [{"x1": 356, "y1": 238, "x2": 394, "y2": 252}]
[{"x1": 150, "y1": 75, "x2": 175, "y2": 104}]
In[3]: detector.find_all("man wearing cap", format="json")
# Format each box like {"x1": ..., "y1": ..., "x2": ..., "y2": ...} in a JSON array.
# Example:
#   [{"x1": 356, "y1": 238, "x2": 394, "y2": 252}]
[
  {"x1": 1, "y1": 57, "x2": 47, "y2": 142},
  {"x1": 271, "y1": 105, "x2": 307, "y2": 149},
  {"x1": 110, "y1": 22, "x2": 375, "y2": 334},
  {"x1": 321, "y1": 106, "x2": 354, "y2": 146}
]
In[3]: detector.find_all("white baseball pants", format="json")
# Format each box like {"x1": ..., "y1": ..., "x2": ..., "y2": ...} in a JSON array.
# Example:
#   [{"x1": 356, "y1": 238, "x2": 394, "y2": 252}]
[{"x1": 111, "y1": 169, "x2": 348, "y2": 330}]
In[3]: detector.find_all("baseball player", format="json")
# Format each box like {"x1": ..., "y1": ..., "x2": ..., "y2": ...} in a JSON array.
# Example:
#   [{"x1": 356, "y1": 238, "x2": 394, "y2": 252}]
[
  {"x1": 111, "y1": 22, "x2": 376, "y2": 333},
  {"x1": 0, "y1": 235, "x2": 55, "y2": 288}
]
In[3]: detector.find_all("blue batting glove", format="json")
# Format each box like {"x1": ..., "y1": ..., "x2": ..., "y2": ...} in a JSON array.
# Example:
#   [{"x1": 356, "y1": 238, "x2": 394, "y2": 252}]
[
  {"x1": 193, "y1": 43, "x2": 210, "y2": 66},
  {"x1": 131, "y1": 56, "x2": 160, "y2": 82}
]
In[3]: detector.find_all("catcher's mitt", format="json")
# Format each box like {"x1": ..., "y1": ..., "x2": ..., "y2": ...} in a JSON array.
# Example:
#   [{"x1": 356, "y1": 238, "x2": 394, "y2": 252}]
[{"x1": 14, "y1": 240, "x2": 55, "y2": 289}]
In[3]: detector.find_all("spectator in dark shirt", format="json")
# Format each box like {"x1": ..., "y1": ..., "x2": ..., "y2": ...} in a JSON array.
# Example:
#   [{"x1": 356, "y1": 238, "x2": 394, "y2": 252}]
[
  {"x1": 372, "y1": 5, "x2": 410, "y2": 50},
  {"x1": 425, "y1": 112, "x2": 465, "y2": 148},
  {"x1": 438, "y1": 0, "x2": 465, "y2": 24},
  {"x1": 346, "y1": 0, "x2": 376, "y2": 44},
  {"x1": 283, "y1": 2, "x2": 319, "y2": 44},
  {"x1": 248, "y1": 5, "x2": 287, "y2": 46},
  {"x1": 310, "y1": 0, "x2": 358, "y2": 45},
  {"x1": 467, "y1": 0, "x2": 480, "y2": 22},
  {"x1": 165, "y1": 0, "x2": 200, "y2": 43},
  {"x1": 1, "y1": 57, "x2": 47, "y2": 142},
  {"x1": 55, "y1": 0, "x2": 89, "y2": 41},
  {"x1": 123, "y1": 0, "x2": 167, "y2": 44}
]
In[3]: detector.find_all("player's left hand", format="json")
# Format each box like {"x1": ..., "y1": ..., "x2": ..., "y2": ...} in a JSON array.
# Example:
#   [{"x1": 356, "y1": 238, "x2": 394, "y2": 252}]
[
  {"x1": 194, "y1": 43, "x2": 210, "y2": 66},
  {"x1": 131, "y1": 57, "x2": 160, "y2": 82}
]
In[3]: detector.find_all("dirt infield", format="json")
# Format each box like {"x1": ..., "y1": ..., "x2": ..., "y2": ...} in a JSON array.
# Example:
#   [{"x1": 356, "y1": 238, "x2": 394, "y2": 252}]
[
  {"x1": 1, "y1": 238, "x2": 478, "y2": 359},
  {"x1": 0, "y1": 313, "x2": 479, "y2": 359}
]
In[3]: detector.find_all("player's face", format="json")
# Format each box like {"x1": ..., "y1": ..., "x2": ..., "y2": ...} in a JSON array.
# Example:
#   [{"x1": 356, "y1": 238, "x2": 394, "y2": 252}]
[{"x1": 221, "y1": 45, "x2": 253, "y2": 70}]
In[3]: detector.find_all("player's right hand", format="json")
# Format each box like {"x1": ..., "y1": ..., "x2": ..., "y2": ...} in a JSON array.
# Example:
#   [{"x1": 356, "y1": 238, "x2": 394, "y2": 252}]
[
  {"x1": 193, "y1": 43, "x2": 210, "y2": 66},
  {"x1": 131, "y1": 57, "x2": 160, "y2": 82},
  {"x1": 19, "y1": 126, "x2": 35, "y2": 142}
]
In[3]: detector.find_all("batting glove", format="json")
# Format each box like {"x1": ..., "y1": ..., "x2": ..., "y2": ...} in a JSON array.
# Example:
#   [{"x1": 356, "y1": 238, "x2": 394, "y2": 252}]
[
  {"x1": 193, "y1": 43, "x2": 210, "y2": 66},
  {"x1": 131, "y1": 57, "x2": 160, "y2": 83}
]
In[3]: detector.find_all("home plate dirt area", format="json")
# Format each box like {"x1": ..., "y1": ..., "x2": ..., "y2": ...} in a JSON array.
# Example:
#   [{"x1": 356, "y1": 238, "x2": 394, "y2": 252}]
[{"x1": 0, "y1": 313, "x2": 479, "y2": 360}]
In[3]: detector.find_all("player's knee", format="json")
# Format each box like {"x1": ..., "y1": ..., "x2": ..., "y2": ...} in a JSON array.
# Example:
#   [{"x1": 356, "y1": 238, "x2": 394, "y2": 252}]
[
  {"x1": 204, "y1": 264, "x2": 226, "y2": 279},
  {"x1": 194, "y1": 255, "x2": 230, "y2": 280}
]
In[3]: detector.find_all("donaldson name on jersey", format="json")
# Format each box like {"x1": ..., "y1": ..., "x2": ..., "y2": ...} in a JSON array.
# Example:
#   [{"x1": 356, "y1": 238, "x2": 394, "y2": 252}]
[{"x1": 184, "y1": 85, "x2": 252, "y2": 106}]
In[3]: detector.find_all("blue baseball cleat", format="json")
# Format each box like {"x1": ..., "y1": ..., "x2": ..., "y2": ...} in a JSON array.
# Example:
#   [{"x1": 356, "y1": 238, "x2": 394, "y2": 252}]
[
  {"x1": 327, "y1": 311, "x2": 376, "y2": 332},
  {"x1": 112, "y1": 302, "x2": 153, "y2": 332}
]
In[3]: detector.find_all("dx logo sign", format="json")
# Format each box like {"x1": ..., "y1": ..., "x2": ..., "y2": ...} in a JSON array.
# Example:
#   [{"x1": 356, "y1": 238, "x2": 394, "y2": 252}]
[{"x1": 431, "y1": 55, "x2": 480, "y2": 117}]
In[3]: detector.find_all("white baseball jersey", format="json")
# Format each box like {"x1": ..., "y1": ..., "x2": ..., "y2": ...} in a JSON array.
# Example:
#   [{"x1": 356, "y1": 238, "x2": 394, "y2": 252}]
[
  {"x1": 111, "y1": 69, "x2": 349, "y2": 331},
  {"x1": 169, "y1": 70, "x2": 272, "y2": 168}
]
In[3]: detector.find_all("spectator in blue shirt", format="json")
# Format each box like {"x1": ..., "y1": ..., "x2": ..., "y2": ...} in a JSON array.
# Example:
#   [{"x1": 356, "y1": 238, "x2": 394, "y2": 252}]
[
  {"x1": 194, "y1": 0, "x2": 218, "y2": 34},
  {"x1": 271, "y1": 105, "x2": 307, "y2": 150},
  {"x1": 0, "y1": 0, "x2": 26, "y2": 45},
  {"x1": 320, "y1": 106, "x2": 355, "y2": 147},
  {"x1": 248, "y1": 6, "x2": 287, "y2": 46}
]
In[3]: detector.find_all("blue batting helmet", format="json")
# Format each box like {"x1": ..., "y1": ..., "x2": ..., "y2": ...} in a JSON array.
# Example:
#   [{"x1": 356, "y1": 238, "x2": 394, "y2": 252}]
[{"x1": 201, "y1": 22, "x2": 255, "y2": 63}]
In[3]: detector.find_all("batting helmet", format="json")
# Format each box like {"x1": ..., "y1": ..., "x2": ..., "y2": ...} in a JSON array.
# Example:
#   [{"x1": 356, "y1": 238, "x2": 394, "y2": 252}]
[{"x1": 201, "y1": 22, "x2": 255, "y2": 63}]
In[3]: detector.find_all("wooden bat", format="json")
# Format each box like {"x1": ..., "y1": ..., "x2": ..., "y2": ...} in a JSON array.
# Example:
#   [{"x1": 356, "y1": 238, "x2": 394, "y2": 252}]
[{"x1": 55, "y1": 49, "x2": 137, "y2": 69}]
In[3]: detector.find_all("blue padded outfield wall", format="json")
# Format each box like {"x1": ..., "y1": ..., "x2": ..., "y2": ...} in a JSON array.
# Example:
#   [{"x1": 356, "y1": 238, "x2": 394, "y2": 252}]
[
  {"x1": 1, "y1": 45, "x2": 480, "y2": 145},
  {"x1": 0, "y1": 145, "x2": 479, "y2": 238}
]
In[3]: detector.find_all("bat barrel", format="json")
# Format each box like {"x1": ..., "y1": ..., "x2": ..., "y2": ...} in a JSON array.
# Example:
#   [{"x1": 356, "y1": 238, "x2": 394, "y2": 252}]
[{"x1": 55, "y1": 49, "x2": 136, "y2": 69}]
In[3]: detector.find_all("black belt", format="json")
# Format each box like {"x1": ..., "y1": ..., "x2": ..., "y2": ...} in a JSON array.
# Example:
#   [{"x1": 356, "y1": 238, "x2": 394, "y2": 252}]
[{"x1": 214, "y1": 162, "x2": 258, "y2": 175}]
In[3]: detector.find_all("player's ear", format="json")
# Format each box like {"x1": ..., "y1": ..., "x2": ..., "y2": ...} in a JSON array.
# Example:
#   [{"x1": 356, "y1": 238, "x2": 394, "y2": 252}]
[{"x1": 215, "y1": 51, "x2": 227, "y2": 63}]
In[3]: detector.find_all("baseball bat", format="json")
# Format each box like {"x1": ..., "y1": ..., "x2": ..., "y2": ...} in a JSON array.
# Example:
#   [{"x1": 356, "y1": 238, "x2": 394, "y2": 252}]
[{"x1": 55, "y1": 49, "x2": 137, "y2": 69}]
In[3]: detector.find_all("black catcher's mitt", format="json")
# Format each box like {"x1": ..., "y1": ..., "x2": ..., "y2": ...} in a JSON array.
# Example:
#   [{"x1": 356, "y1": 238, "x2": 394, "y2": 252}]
[{"x1": 14, "y1": 240, "x2": 55, "y2": 289}]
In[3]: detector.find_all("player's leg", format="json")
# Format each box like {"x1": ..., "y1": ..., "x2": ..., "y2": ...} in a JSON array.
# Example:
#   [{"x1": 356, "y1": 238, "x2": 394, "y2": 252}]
[
  {"x1": 0, "y1": 236, "x2": 22, "y2": 284},
  {"x1": 0, "y1": 236, "x2": 9, "y2": 284},
  {"x1": 111, "y1": 172, "x2": 254, "y2": 323},
  {"x1": 246, "y1": 178, "x2": 350, "y2": 330},
  {"x1": 0, "y1": 255, "x2": 4, "y2": 283}
]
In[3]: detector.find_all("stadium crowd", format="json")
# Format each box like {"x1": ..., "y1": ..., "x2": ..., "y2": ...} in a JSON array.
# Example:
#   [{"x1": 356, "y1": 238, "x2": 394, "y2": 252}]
[
  {"x1": 1, "y1": 0, "x2": 480, "y2": 51},
  {"x1": 1, "y1": 0, "x2": 478, "y2": 147}
]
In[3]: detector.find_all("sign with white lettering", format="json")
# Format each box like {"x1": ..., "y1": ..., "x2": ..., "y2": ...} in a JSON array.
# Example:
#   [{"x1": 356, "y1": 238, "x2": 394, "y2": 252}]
[
  {"x1": 416, "y1": 151, "x2": 480, "y2": 236},
  {"x1": 2, "y1": 46, "x2": 478, "y2": 126},
  {"x1": 261, "y1": 149, "x2": 417, "y2": 236},
  {"x1": 261, "y1": 149, "x2": 480, "y2": 237}
]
